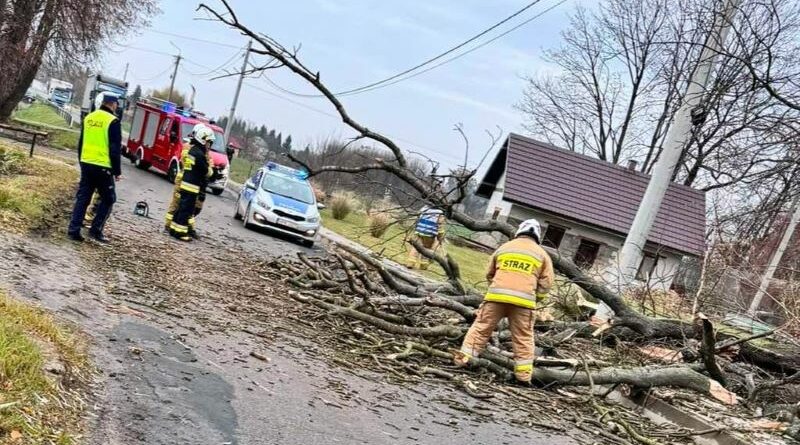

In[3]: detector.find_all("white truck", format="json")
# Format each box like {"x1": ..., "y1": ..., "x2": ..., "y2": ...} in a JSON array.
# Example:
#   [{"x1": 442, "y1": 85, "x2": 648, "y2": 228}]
[
  {"x1": 80, "y1": 73, "x2": 129, "y2": 120},
  {"x1": 47, "y1": 79, "x2": 73, "y2": 107}
]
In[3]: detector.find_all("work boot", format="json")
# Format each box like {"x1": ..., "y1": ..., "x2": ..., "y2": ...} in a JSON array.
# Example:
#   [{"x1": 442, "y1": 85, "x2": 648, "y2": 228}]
[
  {"x1": 169, "y1": 231, "x2": 192, "y2": 242},
  {"x1": 67, "y1": 232, "x2": 85, "y2": 242},
  {"x1": 452, "y1": 350, "x2": 471, "y2": 368},
  {"x1": 188, "y1": 229, "x2": 200, "y2": 240},
  {"x1": 88, "y1": 232, "x2": 110, "y2": 245}
]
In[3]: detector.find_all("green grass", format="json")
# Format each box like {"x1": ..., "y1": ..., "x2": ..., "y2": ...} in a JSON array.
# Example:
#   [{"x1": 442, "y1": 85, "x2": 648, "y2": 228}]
[
  {"x1": 0, "y1": 144, "x2": 78, "y2": 232},
  {"x1": 0, "y1": 290, "x2": 88, "y2": 443},
  {"x1": 321, "y1": 208, "x2": 493, "y2": 290},
  {"x1": 230, "y1": 157, "x2": 258, "y2": 184},
  {"x1": 12, "y1": 104, "x2": 80, "y2": 150},
  {"x1": 12, "y1": 103, "x2": 69, "y2": 128}
]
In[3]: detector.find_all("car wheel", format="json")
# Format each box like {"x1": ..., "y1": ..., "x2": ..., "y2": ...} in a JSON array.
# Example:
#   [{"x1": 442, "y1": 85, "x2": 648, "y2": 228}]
[
  {"x1": 134, "y1": 149, "x2": 150, "y2": 170},
  {"x1": 167, "y1": 162, "x2": 179, "y2": 183},
  {"x1": 233, "y1": 196, "x2": 243, "y2": 220},
  {"x1": 211, "y1": 188, "x2": 224, "y2": 196},
  {"x1": 243, "y1": 203, "x2": 254, "y2": 229}
]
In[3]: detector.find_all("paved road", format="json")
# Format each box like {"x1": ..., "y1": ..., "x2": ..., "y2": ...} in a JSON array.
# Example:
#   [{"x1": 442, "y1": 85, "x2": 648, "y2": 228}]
[{"x1": 0, "y1": 150, "x2": 579, "y2": 445}]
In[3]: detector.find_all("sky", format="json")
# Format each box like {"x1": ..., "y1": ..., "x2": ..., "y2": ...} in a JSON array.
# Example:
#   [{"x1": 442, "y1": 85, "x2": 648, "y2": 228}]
[{"x1": 105, "y1": 0, "x2": 583, "y2": 172}]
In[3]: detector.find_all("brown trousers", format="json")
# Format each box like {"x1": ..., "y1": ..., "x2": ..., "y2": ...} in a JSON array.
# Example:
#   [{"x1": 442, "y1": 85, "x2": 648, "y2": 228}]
[
  {"x1": 406, "y1": 235, "x2": 439, "y2": 269},
  {"x1": 458, "y1": 301, "x2": 535, "y2": 382}
]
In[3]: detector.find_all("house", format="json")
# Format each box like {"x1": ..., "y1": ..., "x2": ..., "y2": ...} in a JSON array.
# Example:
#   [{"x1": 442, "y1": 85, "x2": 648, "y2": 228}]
[
  {"x1": 477, "y1": 133, "x2": 706, "y2": 291},
  {"x1": 227, "y1": 135, "x2": 244, "y2": 158}
]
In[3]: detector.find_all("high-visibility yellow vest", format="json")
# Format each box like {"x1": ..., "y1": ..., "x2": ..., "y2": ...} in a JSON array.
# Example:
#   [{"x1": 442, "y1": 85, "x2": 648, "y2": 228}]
[{"x1": 80, "y1": 109, "x2": 117, "y2": 168}]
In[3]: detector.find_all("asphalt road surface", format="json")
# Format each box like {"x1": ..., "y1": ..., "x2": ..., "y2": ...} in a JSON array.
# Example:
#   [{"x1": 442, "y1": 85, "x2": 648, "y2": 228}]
[{"x1": 0, "y1": 150, "x2": 579, "y2": 445}]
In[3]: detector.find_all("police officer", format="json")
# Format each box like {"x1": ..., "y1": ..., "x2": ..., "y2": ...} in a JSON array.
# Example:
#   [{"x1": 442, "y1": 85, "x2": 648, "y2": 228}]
[
  {"x1": 67, "y1": 93, "x2": 122, "y2": 244},
  {"x1": 169, "y1": 125, "x2": 214, "y2": 241}
]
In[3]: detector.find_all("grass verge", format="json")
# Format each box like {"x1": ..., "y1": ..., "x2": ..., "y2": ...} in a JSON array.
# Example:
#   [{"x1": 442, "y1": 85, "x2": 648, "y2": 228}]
[
  {"x1": 0, "y1": 144, "x2": 78, "y2": 233},
  {"x1": 229, "y1": 157, "x2": 258, "y2": 184},
  {"x1": 0, "y1": 290, "x2": 90, "y2": 444},
  {"x1": 321, "y1": 208, "x2": 493, "y2": 290},
  {"x1": 12, "y1": 104, "x2": 80, "y2": 150}
]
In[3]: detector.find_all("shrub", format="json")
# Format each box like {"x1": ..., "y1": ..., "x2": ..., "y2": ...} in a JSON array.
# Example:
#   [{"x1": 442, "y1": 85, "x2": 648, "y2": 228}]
[
  {"x1": 330, "y1": 192, "x2": 357, "y2": 220},
  {"x1": 368, "y1": 212, "x2": 392, "y2": 238},
  {"x1": 0, "y1": 146, "x2": 24, "y2": 175},
  {"x1": 310, "y1": 180, "x2": 326, "y2": 203}
]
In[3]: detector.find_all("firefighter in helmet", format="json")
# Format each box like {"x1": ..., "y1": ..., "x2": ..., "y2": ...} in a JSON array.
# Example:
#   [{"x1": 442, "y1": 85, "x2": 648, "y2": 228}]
[
  {"x1": 168, "y1": 125, "x2": 214, "y2": 241},
  {"x1": 453, "y1": 219, "x2": 554, "y2": 384},
  {"x1": 165, "y1": 123, "x2": 213, "y2": 238},
  {"x1": 406, "y1": 205, "x2": 446, "y2": 270}
]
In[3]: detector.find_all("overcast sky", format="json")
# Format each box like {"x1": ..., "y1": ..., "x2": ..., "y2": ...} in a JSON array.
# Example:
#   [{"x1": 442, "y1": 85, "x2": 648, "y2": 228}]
[{"x1": 105, "y1": 0, "x2": 582, "y2": 171}]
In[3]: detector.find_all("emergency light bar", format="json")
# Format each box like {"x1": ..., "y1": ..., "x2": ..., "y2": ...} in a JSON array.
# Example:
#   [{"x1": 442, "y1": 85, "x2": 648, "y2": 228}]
[{"x1": 266, "y1": 162, "x2": 309, "y2": 180}]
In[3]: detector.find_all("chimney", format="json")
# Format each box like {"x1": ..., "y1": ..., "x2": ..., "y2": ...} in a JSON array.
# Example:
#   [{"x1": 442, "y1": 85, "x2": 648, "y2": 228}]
[{"x1": 627, "y1": 160, "x2": 638, "y2": 171}]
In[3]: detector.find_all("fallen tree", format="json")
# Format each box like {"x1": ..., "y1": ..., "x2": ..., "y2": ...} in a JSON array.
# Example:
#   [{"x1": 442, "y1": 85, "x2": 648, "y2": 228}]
[{"x1": 200, "y1": 1, "x2": 800, "y2": 441}]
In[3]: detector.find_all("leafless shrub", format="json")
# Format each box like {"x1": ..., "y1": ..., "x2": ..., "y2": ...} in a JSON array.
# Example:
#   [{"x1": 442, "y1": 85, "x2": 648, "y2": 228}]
[
  {"x1": 329, "y1": 192, "x2": 358, "y2": 220},
  {"x1": 368, "y1": 212, "x2": 392, "y2": 238}
]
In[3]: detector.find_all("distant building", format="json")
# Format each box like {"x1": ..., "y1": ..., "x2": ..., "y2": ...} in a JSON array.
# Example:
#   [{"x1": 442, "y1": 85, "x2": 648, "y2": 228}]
[
  {"x1": 227, "y1": 135, "x2": 244, "y2": 158},
  {"x1": 477, "y1": 133, "x2": 706, "y2": 291}
]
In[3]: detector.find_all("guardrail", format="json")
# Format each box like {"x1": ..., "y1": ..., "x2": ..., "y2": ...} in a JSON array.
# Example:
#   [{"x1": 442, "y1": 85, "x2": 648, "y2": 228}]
[
  {"x1": 0, "y1": 123, "x2": 48, "y2": 157},
  {"x1": 44, "y1": 101, "x2": 75, "y2": 128}
]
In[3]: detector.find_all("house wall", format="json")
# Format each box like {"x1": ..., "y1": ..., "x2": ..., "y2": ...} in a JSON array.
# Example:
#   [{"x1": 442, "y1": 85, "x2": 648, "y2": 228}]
[
  {"x1": 507, "y1": 203, "x2": 684, "y2": 292},
  {"x1": 484, "y1": 172, "x2": 512, "y2": 221}
]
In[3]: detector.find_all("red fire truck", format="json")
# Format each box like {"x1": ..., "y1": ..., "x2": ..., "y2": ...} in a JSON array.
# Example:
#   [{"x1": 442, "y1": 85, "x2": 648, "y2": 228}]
[{"x1": 124, "y1": 97, "x2": 230, "y2": 195}]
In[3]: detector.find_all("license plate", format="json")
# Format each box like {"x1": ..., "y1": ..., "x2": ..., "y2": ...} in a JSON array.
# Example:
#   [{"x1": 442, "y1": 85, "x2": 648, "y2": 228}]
[{"x1": 277, "y1": 218, "x2": 297, "y2": 229}]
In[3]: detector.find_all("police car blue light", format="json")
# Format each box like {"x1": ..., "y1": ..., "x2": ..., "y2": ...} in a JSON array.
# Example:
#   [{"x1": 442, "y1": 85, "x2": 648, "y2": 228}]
[{"x1": 234, "y1": 162, "x2": 323, "y2": 248}]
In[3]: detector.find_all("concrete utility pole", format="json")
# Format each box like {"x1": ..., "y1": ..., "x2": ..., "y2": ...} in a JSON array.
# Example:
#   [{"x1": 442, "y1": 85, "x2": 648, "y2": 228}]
[
  {"x1": 612, "y1": 0, "x2": 740, "y2": 295},
  {"x1": 223, "y1": 40, "x2": 252, "y2": 150},
  {"x1": 167, "y1": 53, "x2": 182, "y2": 103},
  {"x1": 747, "y1": 195, "x2": 800, "y2": 317},
  {"x1": 123, "y1": 62, "x2": 129, "y2": 82}
]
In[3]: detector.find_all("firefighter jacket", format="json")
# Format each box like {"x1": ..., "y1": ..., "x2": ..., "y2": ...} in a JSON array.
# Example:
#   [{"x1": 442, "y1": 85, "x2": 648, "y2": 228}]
[
  {"x1": 176, "y1": 143, "x2": 213, "y2": 186},
  {"x1": 178, "y1": 142, "x2": 211, "y2": 195},
  {"x1": 484, "y1": 236, "x2": 554, "y2": 309}
]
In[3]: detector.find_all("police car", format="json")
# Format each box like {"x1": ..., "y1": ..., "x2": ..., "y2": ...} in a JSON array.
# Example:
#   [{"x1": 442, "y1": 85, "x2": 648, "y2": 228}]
[{"x1": 234, "y1": 162, "x2": 322, "y2": 247}]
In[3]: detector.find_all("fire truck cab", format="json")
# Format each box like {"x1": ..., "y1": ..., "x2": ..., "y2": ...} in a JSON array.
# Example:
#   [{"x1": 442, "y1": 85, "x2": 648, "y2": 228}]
[{"x1": 125, "y1": 97, "x2": 229, "y2": 195}]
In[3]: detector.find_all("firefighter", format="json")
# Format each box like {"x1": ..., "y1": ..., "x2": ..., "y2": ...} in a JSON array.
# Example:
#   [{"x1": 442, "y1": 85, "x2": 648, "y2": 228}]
[
  {"x1": 164, "y1": 124, "x2": 213, "y2": 238},
  {"x1": 453, "y1": 219, "x2": 555, "y2": 384},
  {"x1": 67, "y1": 93, "x2": 122, "y2": 244},
  {"x1": 406, "y1": 205, "x2": 446, "y2": 270},
  {"x1": 168, "y1": 125, "x2": 214, "y2": 241}
]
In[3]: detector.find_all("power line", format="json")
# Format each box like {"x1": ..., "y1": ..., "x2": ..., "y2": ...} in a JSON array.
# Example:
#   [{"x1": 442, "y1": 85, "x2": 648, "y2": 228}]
[
  {"x1": 243, "y1": 81, "x2": 464, "y2": 163},
  {"x1": 129, "y1": 66, "x2": 173, "y2": 82},
  {"x1": 145, "y1": 28, "x2": 242, "y2": 49},
  {"x1": 181, "y1": 49, "x2": 244, "y2": 77},
  {"x1": 260, "y1": 0, "x2": 562, "y2": 98},
  {"x1": 337, "y1": 0, "x2": 568, "y2": 96}
]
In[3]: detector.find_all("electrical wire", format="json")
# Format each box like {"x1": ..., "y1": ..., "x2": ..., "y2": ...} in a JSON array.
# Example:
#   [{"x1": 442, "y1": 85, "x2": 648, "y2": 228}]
[
  {"x1": 181, "y1": 49, "x2": 244, "y2": 77},
  {"x1": 259, "y1": 0, "x2": 563, "y2": 98},
  {"x1": 146, "y1": 28, "x2": 242, "y2": 49},
  {"x1": 129, "y1": 66, "x2": 173, "y2": 82}
]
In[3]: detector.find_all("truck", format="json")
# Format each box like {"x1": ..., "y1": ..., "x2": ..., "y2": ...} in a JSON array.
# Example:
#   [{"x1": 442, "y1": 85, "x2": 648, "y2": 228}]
[
  {"x1": 47, "y1": 79, "x2": 73, "y2": 107},
  {"x1": 81, "y1": 74, "x2": 129, "y2": 120},
  {"x1": 124, "y1": 97, "x2": 230, "y2": 195}
]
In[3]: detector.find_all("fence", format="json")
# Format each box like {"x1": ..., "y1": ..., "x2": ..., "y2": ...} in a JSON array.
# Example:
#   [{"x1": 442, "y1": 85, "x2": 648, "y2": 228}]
[{"x1": 44, "y1": 102, "x2": 76, "y2": 128}]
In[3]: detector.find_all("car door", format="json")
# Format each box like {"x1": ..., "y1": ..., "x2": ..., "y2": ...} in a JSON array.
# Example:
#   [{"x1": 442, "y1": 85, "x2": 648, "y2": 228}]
[
  {"x1": 240, "y1": 168, "x2": 264, "y2": 213},
  {"x1": 152, "y1": 117, "x2": 172, "y2": 170}
]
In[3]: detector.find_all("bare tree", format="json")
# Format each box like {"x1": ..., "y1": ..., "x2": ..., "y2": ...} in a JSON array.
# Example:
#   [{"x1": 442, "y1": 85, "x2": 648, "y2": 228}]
[{"x1": 0, "y1": 0, "x2": 157, "y2": 120}]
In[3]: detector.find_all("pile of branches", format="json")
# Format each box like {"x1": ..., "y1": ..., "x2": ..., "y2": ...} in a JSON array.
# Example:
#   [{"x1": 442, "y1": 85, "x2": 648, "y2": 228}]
[{"x1": 272, "y1": 241, "x2": 800, "y2": 441}]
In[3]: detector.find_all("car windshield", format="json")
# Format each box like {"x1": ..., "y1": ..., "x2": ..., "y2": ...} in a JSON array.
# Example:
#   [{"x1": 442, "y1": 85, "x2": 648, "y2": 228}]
[
  {"x1": 261, "y1": 174, "x2": 314, "y2": 204},
  {"x1": 180, "y1": 123, "x2": 226, "y2": 153}
]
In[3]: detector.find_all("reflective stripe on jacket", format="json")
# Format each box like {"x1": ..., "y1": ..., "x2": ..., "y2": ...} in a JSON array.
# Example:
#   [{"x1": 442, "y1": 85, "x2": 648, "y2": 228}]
[
  {"x1": 415, "y1": 208, "x2": 445, "y2": 237},
  {"x1": 179, "y1": 143, "x2": 210, "y2": 195},
  {"x1": 484, "y1": 237, "x2": 554, "y2": 309},
  {"x1": 80, "y1": 109, "x2": 117, "y2": 168}
]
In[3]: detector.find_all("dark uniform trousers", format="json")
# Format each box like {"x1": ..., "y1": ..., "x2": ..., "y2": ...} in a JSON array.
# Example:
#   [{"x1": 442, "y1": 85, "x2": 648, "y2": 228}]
[{"x1": 68, "y1": 163, "x2": 116, "y2": 236}]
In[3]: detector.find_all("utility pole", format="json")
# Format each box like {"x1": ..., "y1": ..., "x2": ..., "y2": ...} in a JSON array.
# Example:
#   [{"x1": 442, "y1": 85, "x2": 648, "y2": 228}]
[
  {"x1": 122, "y1": 62, "x2": 129, "y2": 82},
  {"x1": 747, "y1": 195, "x2": 800, "y2": 317},
  {"x1": 224, "y1": 40, "x2": 252, "y2": 151},
  {"x1": 167, "y1": 53, "x2": 182, "y2": 104},
  {"x1": 603, "y1": 0, "x2": 740, "y2": 320}
]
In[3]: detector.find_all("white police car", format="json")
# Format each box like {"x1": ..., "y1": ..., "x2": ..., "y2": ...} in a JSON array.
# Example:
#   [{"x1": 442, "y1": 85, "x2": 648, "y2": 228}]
[{"x1": 234, "y1": 162, "x2": 322, "y2": 247}]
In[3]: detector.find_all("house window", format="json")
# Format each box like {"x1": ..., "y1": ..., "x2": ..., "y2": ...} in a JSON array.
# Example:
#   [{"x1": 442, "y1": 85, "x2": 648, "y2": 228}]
[
  {"x1": 491, "y1": 207, "x2": 502, "y2": 220},
  {"x1": 636, "y1": 253, "x2": 660, "y2": 282},
  {"x1": 574, "y1": 239, "x2": 600, "y2": 269},
  {"x1": 542, "y1": 224, "x2": 566, "y2": 248}
]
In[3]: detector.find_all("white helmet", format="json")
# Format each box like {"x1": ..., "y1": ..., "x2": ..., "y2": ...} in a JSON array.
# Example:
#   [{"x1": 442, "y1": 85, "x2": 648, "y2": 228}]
[
  {"x1": 515, "y1": 219, "x2": 542, "y2": 243},
  {"x1": 192, "y1": 124, "x2": 215, "y2": 146}
]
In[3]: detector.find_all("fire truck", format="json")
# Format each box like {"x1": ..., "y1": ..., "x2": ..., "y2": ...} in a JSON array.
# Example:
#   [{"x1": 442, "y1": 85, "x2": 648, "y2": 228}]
[{"x1": 124, "y1": 97, "x2": 229, "y2": 195}]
